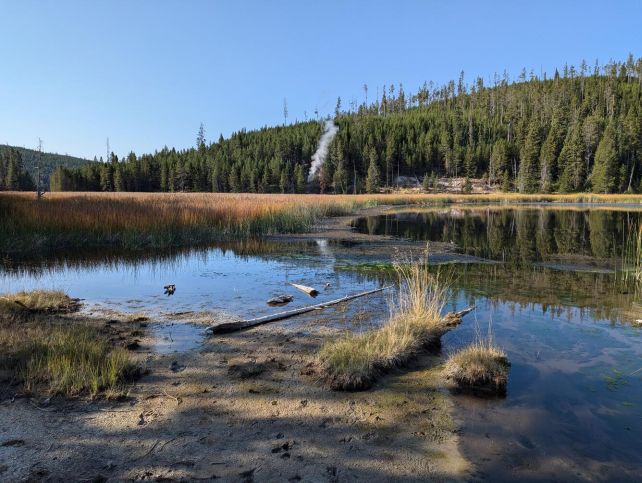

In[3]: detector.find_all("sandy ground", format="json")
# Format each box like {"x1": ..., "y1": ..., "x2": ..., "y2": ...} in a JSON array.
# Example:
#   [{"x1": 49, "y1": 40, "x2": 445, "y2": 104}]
[{"x1": 0, "y1": 312, "x2": 470, "y2": 482}]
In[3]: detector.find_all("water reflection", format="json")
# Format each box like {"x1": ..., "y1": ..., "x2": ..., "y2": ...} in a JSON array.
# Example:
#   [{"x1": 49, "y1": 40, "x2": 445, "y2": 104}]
[{"x1": 353, "y1": 206, "x2": 641, "y2": 266}]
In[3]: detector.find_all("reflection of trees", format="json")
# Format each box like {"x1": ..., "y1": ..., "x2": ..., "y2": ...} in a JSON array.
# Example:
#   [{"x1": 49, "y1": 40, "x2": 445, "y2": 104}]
[
  {"x1": 355, "y1": 209, "x2": 641, "y2": 265},
  {"x1": 446, "y1": 264, "x2": 633, "y2": 324},
  {"x1": 588, "y1": 210, "x2": 616, "y2": 259}
]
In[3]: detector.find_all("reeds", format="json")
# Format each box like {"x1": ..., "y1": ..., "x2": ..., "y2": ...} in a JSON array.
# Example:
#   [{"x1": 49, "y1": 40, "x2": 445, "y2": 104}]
[
  {"x1": 2, "y1": 192, "x2": 642, "y2": 255},
  {"x1": 317, "y1": 259, "x2": 447, "y2": 390},
  {"x1": 620, "y1": 222, "x2": 642, "y2": 295}
]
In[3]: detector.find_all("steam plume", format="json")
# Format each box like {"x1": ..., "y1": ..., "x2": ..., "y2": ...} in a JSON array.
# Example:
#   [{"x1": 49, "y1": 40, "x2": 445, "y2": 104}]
[{"x1": 308, "y1": 119, "x2": 339, "y2": 182}]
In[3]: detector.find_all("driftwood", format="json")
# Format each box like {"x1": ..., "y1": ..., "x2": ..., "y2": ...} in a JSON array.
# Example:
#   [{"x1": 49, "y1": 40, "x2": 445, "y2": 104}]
[
  {"x1": 207, "y1": 286, "x2": 392, "y2": 334},
  {"x1": 442, "y1": 306, "x2": 476, "y2": 327},
  {"x1": 289, "y1": 283, "x2": 319, "y2": 296}
]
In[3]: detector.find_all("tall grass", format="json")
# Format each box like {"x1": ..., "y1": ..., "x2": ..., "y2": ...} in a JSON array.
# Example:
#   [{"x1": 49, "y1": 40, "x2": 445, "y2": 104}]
[
  {"x1": 620, "y1": 223, "x2": 642, "y2": 295},
  {"x1": 317, "y1": 259, "x2": 447, "y2": 390},
  {"x1": 2, "y1": 192, "x2": 642, "y2": 255}
]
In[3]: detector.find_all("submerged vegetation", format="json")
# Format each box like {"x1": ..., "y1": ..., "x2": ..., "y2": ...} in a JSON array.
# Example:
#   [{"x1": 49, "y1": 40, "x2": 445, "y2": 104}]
[
  {"x1": 443, "y1": 341, "x2": 510, "y2": 395},
  {"x1": 317, "y1": 259, "x2": 447, "y2": 390},
  {"x1": 0, "y1": 290, "x2": 136, "y2": 398}
]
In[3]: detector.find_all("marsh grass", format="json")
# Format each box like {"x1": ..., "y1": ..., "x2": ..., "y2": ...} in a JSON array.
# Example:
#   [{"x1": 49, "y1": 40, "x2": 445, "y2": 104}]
[
  {"x1": 2, "y1": 192, "x2": 642, "y2": 255},
  {"x1": 0, "y1": 289, "x2": 80, "y2": 316},
  {"x1": 1, "y1": 322, "x2": 137, "y2": 398},
  {"x1": 619, "y1": 223, "x2": 642, "y2": 296},
  {"x1": 443, "y1": 338, "x2": 509, "y2": 395},
  {"x1": 318, "y1": 259, "x2": 447, "y2": 390}
]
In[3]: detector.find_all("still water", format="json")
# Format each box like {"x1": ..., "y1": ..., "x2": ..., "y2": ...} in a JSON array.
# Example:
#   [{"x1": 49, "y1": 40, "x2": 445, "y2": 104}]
[
  {"x1": 354, "y1": 206, "x2": 642, "y2": 481},
  {"x1": 1, "y1": 205, "x2": 641, "y2": 480}
]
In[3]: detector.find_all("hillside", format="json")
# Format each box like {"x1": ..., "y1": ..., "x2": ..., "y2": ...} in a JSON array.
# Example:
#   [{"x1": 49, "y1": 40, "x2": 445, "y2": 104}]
[
  {"x1": 0, "y1": 144, "x2": 90, "y2": 190},
  {"x1": 43, "y1": 55, "x2": 642, "y2": 194}
]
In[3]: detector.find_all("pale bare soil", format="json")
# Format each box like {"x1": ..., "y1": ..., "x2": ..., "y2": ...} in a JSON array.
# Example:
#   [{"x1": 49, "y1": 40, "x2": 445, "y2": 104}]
[{"x1": 0, "y1": 316, "x2": 469, "y2": 482}]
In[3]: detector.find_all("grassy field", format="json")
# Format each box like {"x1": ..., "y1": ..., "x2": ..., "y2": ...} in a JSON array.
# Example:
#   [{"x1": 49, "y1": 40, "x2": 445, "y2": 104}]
[{"x1": 2, "y1": 191, "x2": 642, "y2": 255}]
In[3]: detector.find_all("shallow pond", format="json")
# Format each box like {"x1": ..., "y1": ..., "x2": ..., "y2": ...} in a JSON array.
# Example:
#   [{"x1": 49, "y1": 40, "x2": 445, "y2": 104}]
[
  {"x1": 354, "y1": 206, "x2": 642, "y2": 481},
  {"x1": 1, "y1": 205, "x2": 641, "y2": 480}
]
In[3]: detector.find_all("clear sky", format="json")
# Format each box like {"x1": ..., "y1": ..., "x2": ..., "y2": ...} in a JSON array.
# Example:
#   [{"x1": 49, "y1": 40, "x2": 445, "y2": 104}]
[{"x1": 1, "y1": 0, "x2": 640, "y2": 160}]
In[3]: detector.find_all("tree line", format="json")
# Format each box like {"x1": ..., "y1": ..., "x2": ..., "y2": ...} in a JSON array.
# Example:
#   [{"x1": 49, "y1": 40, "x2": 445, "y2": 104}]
[
  {"x1": 0, "y1": 147, "x2": 35, "y2": 190},
  {"x1": 47, "y1": 55, "x2": 642, "y2": 194}
]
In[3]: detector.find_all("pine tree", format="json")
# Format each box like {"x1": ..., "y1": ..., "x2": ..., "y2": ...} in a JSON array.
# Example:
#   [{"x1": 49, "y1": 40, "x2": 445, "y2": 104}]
[
  {"x1": 365, "y1": 146, "x2": 381, "y2": 193},
  {"x1": 518, "y1": 121, "x2": 542, "y2": 193},
  {"x1": 558, "y1": 122, "x2": 585, "y2": 192},
  {"x1": 539, "y1": 115, "x2": 564, "y2": 192},
  {"x1": 591, "y1": 121, "x2": 618, "y2": 193},
  {"x1": 294, "y1": 163, "x2": 306, "y2": 193},
  {"x1": 333, "y1": 159, "x2": 348, "y2": 194}
]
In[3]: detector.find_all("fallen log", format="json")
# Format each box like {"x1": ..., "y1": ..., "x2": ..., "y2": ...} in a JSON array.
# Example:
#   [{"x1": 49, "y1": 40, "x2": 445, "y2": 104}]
[
  {"x1": 207, "y1": 286, "x2": 392, "y2": 334},
  {"x1": 289, "y1": 283, "x2": 319, "y2": 297}
]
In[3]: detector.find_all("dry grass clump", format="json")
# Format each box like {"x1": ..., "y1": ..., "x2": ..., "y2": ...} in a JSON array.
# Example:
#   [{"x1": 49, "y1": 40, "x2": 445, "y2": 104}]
[
  {"x1": 0, "y1": 290, "x2": 80, "y2": 316},
  {"x1": 318, "y1": 260, "x2": 447, "y2": 390},
  {"x1": 443, "y1": 341, "x2": 509, "y2": 395}
]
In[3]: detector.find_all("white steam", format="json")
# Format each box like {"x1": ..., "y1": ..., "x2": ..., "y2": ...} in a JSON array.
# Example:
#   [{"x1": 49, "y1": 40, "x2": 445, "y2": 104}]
[{"x1": 308, "y1": 119, "x2": 339, "y2": 182}]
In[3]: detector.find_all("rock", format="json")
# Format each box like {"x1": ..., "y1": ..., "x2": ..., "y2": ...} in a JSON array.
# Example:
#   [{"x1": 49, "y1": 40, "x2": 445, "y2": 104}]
[
  {"x1": 267, "y1": 295, "x2": 294, "y2": 306},
  {"x1": 126, "y1": 341, "x2": 141, "y2": 351}
]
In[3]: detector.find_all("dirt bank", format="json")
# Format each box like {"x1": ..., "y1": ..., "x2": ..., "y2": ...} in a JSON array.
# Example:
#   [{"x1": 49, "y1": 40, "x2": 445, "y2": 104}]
[{"x1": 0, "y1": 314, "x2": 469, "y2": 482}]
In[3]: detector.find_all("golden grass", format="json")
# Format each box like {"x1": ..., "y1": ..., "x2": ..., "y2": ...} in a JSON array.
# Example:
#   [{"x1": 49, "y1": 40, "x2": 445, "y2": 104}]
[
  {"x1": 2, "y1": 191, "x2": 642, "y2": 254},
  {"x1": 317, "y1": 260, "x2": 447, "y2": 390},
  {"x1": 443, "y1": 341, "x2": 509, "y2": 394},
  {"x1": 0, "y1": 290, "x2": 80, "y2": 316}
]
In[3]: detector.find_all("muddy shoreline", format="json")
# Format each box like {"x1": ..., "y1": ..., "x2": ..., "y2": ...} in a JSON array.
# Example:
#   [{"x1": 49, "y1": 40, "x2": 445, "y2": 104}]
[{"x1": 0, "y1": 313, "x2": 469, "y2": 482}]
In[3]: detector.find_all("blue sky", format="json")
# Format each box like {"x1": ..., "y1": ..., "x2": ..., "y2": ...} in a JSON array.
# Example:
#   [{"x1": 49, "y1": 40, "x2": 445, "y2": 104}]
[{"x1": 1, "y1": 0, "x2": 640, "y2": 160}]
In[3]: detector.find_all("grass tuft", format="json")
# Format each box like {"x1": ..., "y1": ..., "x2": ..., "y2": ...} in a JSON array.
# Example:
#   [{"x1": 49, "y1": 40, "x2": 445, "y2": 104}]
[
  {"x1": 443, "y1": 341, "x2": 509, "y2": 395},
  {"x1": 317, "y1": 259, "x2": 447, "y2": 390},
  {"x1": 0, "y1": 290, "x2": 80, "y2": 316}
]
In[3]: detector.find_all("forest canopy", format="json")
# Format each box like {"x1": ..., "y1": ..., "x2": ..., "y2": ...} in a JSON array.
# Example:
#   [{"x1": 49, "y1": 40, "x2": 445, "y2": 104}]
[{"x1": 39, "y1": 55, "x2": 642, "y2": 194}]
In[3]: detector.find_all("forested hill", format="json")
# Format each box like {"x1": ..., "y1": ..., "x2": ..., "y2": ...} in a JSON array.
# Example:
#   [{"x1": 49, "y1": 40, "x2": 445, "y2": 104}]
[
  {"x1": 0, "y1": 144, "x2": 89, "y2": 190},
  {"x1": 50, "y1": 56, "x2": 642, "y2": 194}
]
